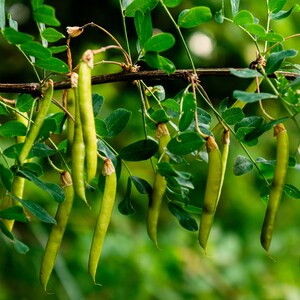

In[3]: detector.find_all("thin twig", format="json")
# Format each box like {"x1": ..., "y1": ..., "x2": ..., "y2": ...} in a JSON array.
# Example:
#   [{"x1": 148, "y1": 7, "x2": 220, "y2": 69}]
[{"x1": 0, "y1": 69, "x2": 298, "y2": 95}]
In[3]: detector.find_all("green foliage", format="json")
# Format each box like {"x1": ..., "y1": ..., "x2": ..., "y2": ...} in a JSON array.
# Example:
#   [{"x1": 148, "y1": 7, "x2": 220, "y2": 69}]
[{"x1": 0, "y1": 0, "x2": 299, "y2": 297}]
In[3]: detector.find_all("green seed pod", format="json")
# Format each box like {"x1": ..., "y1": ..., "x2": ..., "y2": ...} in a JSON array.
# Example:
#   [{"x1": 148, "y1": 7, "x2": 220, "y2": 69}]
[
  {"x1": 147, "y1": 123, "x2": 170, "y2": 247},
  {"x1": 88, "y1": 159, "x2": 117, "y2": 283},
  {"x1": 198, "y1": 136, "x2": 223, "y2": 253},
  {"x1": 260, "y1": 123, "x2": 289, "y2": 253},
  {"x1": 40, "y1": 171, "x2": 74, "y2": 291},
  {"x1": 78, "y1": 50, "x2": 98, "y2": 182},
  {"x1": 18, "y1": 80, "x2": 53, "y2": 165}
]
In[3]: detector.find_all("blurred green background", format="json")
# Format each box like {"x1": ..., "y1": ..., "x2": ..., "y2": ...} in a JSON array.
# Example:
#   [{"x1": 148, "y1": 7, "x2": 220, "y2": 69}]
[{"x1": 0, "y1": 0, "x2": 300, "y2": 299}]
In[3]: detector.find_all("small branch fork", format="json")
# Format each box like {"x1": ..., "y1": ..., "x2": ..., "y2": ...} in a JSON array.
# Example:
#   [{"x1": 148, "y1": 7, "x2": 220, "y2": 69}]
[{"x1": 0, "y1": 68, "x2": 298, "y2": 96}]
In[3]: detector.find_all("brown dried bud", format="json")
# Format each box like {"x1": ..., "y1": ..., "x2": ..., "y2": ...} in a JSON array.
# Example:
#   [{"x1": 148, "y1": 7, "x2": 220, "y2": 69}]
[{"x1": 66, "y1": 26, "x2": 84, "y2": 38}]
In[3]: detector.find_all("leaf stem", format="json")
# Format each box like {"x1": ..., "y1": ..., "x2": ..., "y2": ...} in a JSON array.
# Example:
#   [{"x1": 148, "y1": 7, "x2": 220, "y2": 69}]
[{"x1": 159, "y1": 0, "x2": 196, "y2": 74}]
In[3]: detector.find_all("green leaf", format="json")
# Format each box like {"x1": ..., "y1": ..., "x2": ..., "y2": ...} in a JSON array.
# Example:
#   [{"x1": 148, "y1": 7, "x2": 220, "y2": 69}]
[
  {"x1": 233, "y1": 90, "x2": 277, "y2": 103},
  {"x1": 258, "y1": 32, "x2": 284, "y2": 43},
  {"x1": 283, "y1": 184, "x2": 300, "y2": 199},
  {"x1": 268, "y1": 0, "x2": 286, "y2": 13},
  {"x1": 144, "y1": 33, "x2": 175, "y2": 53},
  {"x1": 197, "y1": 108, "x2": 212, "y2": 125},
  {"x1": 20, "y1": 162, "x2": 43, "y2": 177},
  {"x1": 17, "y1": 169, "x2": 64, "y2": 203},
  {"x1": 44, "y1": 112, "x2": 65, "y2": 134},
  {"x1": 125, "y1": 0, "x2": 159, "y2": 17},
  {"x1": 41, "y1": 27, "x2": 65, "y2": 42},
  {"x1": 12, "y1": 195, "x2": 56, "y2": 224},
  {"x1": 234, "y1": 116, "x2": 264, "y2": 144},
  {"x1": 92, "y1": 93, "x2": 103, "y2": 117},
  {"x1": 233, "y1": 155, "x2": 253, "y2": 176},
  {"x1": 221, "y1": 107, "x2": 245, "y2": 125},
  {"x1": 95, "y1": 119, "x2": 108, "y2": 137},
  {"x1": 48, "y1": 45, "x2": 68, "y2": 54},
  {"x1": 230, "y1": 0, "x2": 240, "y2": 16},
  {"x1": 167, "y1": 132, "x2": 205, "y2": 155},
  {"x1": 242, "y1": 117, "x2": 288, "y2": 142},
  {"x1": 244, "y1": 23, "x2": 266, "y2": 38},
  {"x1": 149, "y1": 109, "x2": 170, "y2": 127},
  {"x1": 30, "y1": 142, "x2": 57, "y2": 158},
  {"x1": 0, "y1": 164, "x2": 13, "y2": 191},
  {"x1": 0, "y1": 220, "x2": 14, "y2": 240},
  {"x1": 265, "y1": 50, "x2": 298, "y2": 74},
  {"x1": 35, "y1": 57, "x2": 69, "y2": 73},
  {"x1": 134, "y1": 9, "x2": 152, "y2": 49},
  {"x1": 33, "y1": 5, "x2": 60, "y2": 26},
  {"x1": 105, "y1": 108, "x2": 131, "y2": 137},
  {"x1": 233, "y1": 10, "x2": 254, "y2": 26},
  {"x1": 179, "y1": 93, "x2": 196, "y2": 131},
  {"x1": 163, "y1": 0, "x2": 183, "y2": 7},
  {"x1": 178, "y1": 6, "x2": 212, "y2": 28},
  {"x1": 214, "y1": 10, "x2": 224, "y2": 24},
  {"x1": 0, "y1": 120, "x2": 27, "y2": 137},
  {"x1": 144, "y1": 52, "x2": 176, "y2": 74},
  {"x1": 271, "y1": 6, "x2": 297, "y2": 20},
  {"x1": 3, "y1": 143, "x2": 23, "y2": 160},
  {"x1": 20, "y1": 41, "x2": 52, "y2": 60},
  {"x1": 230, "y1": 68, "x2": 263, "y2": 78},
  {"x1": 0, "y1": 102, "x2": 9, "y2": 116},
  {"x1": 131, "y1": 176, "x2": 152, "y2": 195},
  {"x1": 97, "y1": 140, "x2": 118, "y2": 168},
  {"x1": 16, "y1": 94, "x2": 35, "y2": 112},
  {"x1": 0, "y1": 206, "x2": 27, "y2": 222},
  {"x1": 118, "y1": 139, "x2": 158, "y2": 161},
  {"x1": 31, "y1": 0, "x2": 43, "y2": 10},
  {"x1": 162, "y1": 98, "x2": 180, "y2": 113},
  {"x1": 3, "y1": 27, "x2": 34, "y2": 44},
  {"x1": 118, "y1": 177, "x2": 135, "y2": 215},
  {"x1": 168, "y1": 202, "x2": 198, "y2": 231},
  {"x1": 13, "y1": 238, "x2": 30, "y2": 254},
  {"x1": 0, "y1": 0, "x2": 5, "y2": 30}
]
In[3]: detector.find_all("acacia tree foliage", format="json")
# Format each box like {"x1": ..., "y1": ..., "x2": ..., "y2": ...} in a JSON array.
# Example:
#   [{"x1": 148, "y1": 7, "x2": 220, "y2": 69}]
[{"x1": 0, "y1": 0, "x2": 300, "y2": 288}]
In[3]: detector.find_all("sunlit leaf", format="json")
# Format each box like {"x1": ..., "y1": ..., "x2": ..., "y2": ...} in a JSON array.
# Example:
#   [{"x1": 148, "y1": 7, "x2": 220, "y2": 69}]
[
  {"x1": 163, "y1": 0, "x2": 183, "y2": 7},
  {"x1": 33, "y1": 5, "x2": 60, "y2": 26},
  {"x1": 233, "y1": 10, "x2": 254, "y2": 26},
  {"x1": 134, "y1": 9, "x2": 153, "y2": 49},
  {"x1": 144, "y1": 33, "x2": 175, "y2": 53},
  {"x1": 178, "y1": 6, "x2": 212, "y2": 28},
  {"x1": 20, "y1": 41, "x2": 52, "y2": 60},
  {"x1": 35, "y1": 57, "x2": 69, "y2": 73},
  {"x1": 41, "y1": 27, "x2": 65, "y2": 42},
  {"x1": 0, "y1": 120, "x2": 27, "y2": 137},
  {"x1": 268, "y1": 0, "x2": 286, "y2": 13},
  {"x1": 125, "y1": 0, "x2": 159, "y2": 17},
  {"x1": 144, "y1": 52, "x2": 176, "y2": 74},
  {"x1": 3, "y1": 27, "x2": 34, "y2": 44}
]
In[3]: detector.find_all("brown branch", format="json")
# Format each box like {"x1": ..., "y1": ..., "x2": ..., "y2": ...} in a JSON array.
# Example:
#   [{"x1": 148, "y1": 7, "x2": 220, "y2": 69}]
[{"x1": 0, "y1": 68, "x2": 299, "y2": 95}]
